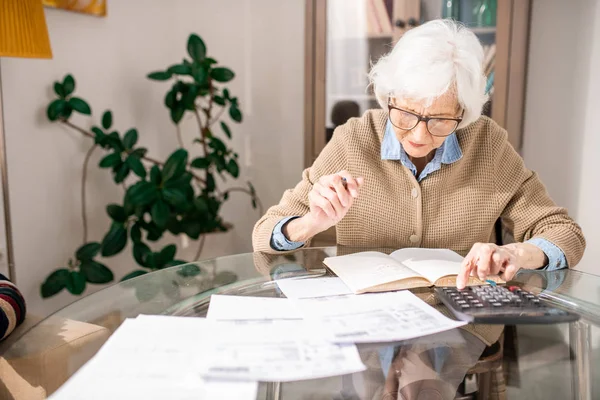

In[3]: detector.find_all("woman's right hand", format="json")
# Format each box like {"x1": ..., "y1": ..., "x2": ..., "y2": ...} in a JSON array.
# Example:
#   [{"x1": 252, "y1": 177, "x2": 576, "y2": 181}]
[
  {"x1": 283, "y1": 171, "x2": 364, "y2": 242},
  {"x1": 307, "y1": 171, "x2": 364, "y2": 232}
]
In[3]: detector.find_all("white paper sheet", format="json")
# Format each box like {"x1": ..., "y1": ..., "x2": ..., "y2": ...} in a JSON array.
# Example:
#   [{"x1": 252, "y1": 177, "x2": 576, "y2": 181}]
[
  {"x1": 198, "y1": 319, "x2": 366, "y2": 382},
  {"x1": 50, "y1": 317, "x2": 259, "y2": 400},
  {"x1": 276, "y1": 276, "x2": 353, "y2": 299},
  {"x1": 207, "y1": 294, "x2": 302, "y2": 320},
  {"x1": 295, "y1": 291, "x2": 466, "y2": 343}
]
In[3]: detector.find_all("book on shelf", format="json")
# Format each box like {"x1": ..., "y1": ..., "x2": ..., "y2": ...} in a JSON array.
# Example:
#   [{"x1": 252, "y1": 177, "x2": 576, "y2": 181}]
[
  {"x1": 366, "y1": 0, "x2": 393, "y2": 36},
  {"x1": 323, "y1": 248, "x2": 505, "y2": 295}
]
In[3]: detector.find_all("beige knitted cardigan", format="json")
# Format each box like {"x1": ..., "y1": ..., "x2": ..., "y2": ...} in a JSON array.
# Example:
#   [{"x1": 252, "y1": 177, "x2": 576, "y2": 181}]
[{"x1": 252, "y1": 110, "x2": 586, "y2": 344}]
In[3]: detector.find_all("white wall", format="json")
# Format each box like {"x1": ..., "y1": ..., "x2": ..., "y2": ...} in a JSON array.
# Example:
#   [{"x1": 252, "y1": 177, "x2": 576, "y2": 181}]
[
  {"x1": 0, "y1": 0, "x2": 305, "y2": 316},
  {"x1": 522, "y1": 0, "x2": 600, "y2": 275}
]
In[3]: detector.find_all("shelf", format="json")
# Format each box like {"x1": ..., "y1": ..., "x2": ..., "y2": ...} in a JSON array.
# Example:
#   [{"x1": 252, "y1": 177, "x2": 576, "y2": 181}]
[{"x1": 470, "y1": 26, "x2": 496, "y2": 35}]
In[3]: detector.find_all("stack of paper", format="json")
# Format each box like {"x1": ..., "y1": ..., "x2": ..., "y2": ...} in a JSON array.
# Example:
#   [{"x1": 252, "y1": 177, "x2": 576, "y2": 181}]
[{"x1": 52, "y1": 276, "x2": 465, "y2": 399}]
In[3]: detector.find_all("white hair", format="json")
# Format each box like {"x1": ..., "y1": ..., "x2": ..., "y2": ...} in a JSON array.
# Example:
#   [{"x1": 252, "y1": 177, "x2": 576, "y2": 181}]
[{"x1": 368, "y1": 19, "x2": 488, "y2": 129}]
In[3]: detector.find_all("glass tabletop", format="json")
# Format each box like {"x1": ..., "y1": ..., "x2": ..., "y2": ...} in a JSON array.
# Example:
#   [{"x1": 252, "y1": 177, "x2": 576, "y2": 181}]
[{"x1": 3, "y1": 247, "x2": 600, "y2": 399}]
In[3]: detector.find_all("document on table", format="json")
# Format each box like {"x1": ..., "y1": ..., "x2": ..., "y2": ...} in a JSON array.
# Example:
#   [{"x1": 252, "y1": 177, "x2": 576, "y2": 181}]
[
  {"x1": 207, "y1": 294, "x2": 302, "y2": 320},
  {"x1": 198, "y1": 319, "x2": 366, "y2": 382},
  {"x1": 294, "y1": 290, "x2": 467, "y2": 343},
  {"x1": 276, "y1": 276, "x2": 353, "y2": 299},
  {"x1": 50, "y1": 317, "x2": 259, "y2": 400}
]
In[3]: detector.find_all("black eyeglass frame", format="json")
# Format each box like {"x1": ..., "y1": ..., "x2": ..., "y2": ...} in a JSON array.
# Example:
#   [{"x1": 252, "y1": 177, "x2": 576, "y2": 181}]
[{"x1": 387, "y1": 103, "x2": 464, "y2": 137}]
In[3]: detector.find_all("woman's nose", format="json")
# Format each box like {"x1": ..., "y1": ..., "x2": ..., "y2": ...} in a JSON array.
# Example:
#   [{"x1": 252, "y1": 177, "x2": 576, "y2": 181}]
[{"x1": 411, "y1": 121, "x2": 430, "y2": 142}]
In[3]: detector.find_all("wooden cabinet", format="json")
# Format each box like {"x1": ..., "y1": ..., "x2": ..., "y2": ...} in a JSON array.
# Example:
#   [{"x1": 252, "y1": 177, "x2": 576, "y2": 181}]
[{"x1": 304, "y1": 0, "x2": 531, "y2": 168}]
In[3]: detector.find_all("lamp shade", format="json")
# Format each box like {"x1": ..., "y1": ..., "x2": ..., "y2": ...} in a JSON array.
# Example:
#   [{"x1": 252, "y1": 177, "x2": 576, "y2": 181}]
[{"x1": 0, "y1": 0, "x2": 53, "y2": 58}]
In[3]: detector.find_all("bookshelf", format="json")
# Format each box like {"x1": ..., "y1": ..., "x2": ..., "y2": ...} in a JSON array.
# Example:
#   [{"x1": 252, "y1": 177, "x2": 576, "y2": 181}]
[{"x1": 304, "y1": 0, "x2": 531, "y2": 168}]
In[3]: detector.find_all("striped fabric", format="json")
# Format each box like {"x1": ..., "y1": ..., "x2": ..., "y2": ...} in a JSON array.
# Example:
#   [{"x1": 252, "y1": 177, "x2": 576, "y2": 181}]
[{"x1": 0, "y1": 273, "x2": 26, "y2": 341}]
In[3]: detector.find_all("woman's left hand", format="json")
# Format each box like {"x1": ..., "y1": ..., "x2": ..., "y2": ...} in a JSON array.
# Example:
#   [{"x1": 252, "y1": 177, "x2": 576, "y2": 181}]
[{"x1": 456, "y1": 243, "x2": 548, "y2": 289}]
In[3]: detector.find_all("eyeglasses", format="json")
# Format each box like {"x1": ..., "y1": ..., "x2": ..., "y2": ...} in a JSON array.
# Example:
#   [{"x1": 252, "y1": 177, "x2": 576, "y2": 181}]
[{"x1": 387, "y1": 103, "x2": 464, "y2": 137}]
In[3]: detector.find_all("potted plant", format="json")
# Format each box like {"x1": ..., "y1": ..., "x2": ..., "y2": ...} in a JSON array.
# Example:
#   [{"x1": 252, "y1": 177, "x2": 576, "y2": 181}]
[{"x1": 40, "y1": 33, "x2": 261, "y2": 298}]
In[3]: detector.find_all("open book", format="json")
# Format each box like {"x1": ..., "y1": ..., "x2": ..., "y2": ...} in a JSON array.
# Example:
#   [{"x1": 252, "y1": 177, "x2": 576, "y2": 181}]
[{"x1": 323, "y1": 248, "x2": 505, "y2": 294}]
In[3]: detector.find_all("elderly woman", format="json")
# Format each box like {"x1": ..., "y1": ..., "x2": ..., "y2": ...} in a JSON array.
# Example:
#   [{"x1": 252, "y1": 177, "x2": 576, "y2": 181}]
[
  {"x1": 252, "y1": 19, "x2": 584, "y2": 288},
  {"x1": 253, "y1": 18, "x2": 585, "y2": 398}
]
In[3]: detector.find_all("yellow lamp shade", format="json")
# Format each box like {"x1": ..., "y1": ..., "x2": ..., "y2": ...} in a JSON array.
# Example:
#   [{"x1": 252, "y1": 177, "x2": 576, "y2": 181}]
[{"x1": 0, "y1": 0, "x2": 53, "y2": 58}]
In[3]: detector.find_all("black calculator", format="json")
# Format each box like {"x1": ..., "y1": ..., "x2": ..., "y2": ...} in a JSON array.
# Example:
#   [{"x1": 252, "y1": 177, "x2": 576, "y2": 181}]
[{"x1": 434, "y1": 285, "x2": 580, "y2": 324}]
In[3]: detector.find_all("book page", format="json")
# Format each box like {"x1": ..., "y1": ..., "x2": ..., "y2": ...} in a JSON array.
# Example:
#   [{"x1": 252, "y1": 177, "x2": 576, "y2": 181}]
[
  {"x1": 323, "y1": 251, "x2": 426, "y2": 294},
  {"x1": 389, "y1": 248, "x2": 464, "y2": 284}
]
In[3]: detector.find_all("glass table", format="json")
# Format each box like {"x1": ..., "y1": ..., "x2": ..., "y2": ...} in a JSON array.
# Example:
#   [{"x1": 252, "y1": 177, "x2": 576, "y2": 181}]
[{"x1": 2, "y1": 247, "x2": 599, "y2": 399}]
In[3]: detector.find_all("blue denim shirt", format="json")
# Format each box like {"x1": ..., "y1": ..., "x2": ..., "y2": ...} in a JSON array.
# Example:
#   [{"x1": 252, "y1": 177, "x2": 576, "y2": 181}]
[{"x1": 271, "y1": 120, "x2": 568, "y2": 271}]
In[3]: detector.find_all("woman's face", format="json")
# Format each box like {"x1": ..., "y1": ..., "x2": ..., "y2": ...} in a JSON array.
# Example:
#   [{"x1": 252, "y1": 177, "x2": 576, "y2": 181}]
[{"x1": 390, "y1": 91, "x2": 462, "y2": 160}]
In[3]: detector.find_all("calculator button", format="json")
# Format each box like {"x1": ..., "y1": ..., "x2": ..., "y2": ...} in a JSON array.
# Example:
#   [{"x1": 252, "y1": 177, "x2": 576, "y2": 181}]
[
  {"x1": 456, "y1": 300, "x2": 467, "y2": 304},
  {"x1": 531, "y1": 299, "x2": 540, "y2": 304},
  {"x1": 474, "y1": 303, "x2": 484, "y2": 308},
  {"x1": 491, "y1": 302, "x2": 502, "y2": 307},
  {"x1": 460, "y1": 304, "x2": 471, "y2": 309}
]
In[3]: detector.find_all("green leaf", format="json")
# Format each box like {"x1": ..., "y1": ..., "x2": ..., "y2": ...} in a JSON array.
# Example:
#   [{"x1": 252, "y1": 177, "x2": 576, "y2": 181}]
[
  {"x1": 102, "y1": 111, "x2": 113, "y2": 130},
  {"x1": 229, "y1": 104, "x2": 242, "y2": 122},
  {"x1": 167, "y1": 64, "x2": 192, "y2": 75},
  {"x1": 163, "y1": 172, "x2": 192, "y2": 190},
  {"x1": 220, "y1": 121, "x2": 231, "y2": 139},
  {"x1": 192, "y1": 64, "x2": 208, "y2": 85},
  {"x1": 181, "y1": 219, "x2": 202, "y2": 239},
  {"x1": 182, "y1": 84, "x2": 199, "y2": 111},
  {"x1": 209, "y1": 137, "x2": 227, "y2": 153},
  {"x1": 162, "y1": 149, "x2": 188, "y2": 181},
  {"x1": 63, "y1": 75, "x2": 75, "y2": 96},
  {"x1": 80, "y1": 261, "x2": 114, "y2": 284},
  {"x1": 151, "y1": 199, "x2": 170, "y2": 228},
  {"x1": 205, "y1": 57, "x2": 218, "y2": 65},
  {"x1": 194, "y1": 197, "x2": 209, "y2": 213},
  {"x1": 123, "y1": 129, "x2": 138, "y2": 149},
  {"x1": 68, "y1": 97, "x2": 91, "y2": 115},
  {"x1": 106, "y1": 204, "x2": 127, "y2": 222},
  {"x1": 190, "y1": 157, "x2": 210, "y2": 169},
  {"x1": 177, "y1": 263, "x2": 201, "y2": 277},
  {"x1": 54, "y1": 82, "x2": 66, "y2": 98},
  {"x1": 75, "y1": 242, "x2": 101, "y2": 261},
  {"x1": 227, "y1": 159, "x2": 239, "y2": 178},
  {"x1": 187, "y1": 34, "x2": 206, "y2": 62},
  {"x1": 165, "y1": 89, "x2": 176, "y2": 109},
  {"x1": 133, "y1": 242, "x2": 151, "y2": 267},
  {"x1": 131, "y1": 147, "x2": 147, "y2": 158},
  {"x1": 127, "y1": 182, "x2": 159, "y2": 206},
  {"x1": 159, "y1": 244, "x2": 177, "y2": 265},
  {"x1": 47, "y1": 99, "x2": 66, "y2": 121},
  {"x1": 126, "y1": 156, "x2": 147, "y2": 179},
  {"x1": 60, "y1": 103, "x2": 73, "y2": 119},
  {"x1": 121, "y1": 270, "x2": 147, "y2": 282},
  {"x1": 170, "y1": 105, "x2": 185, "y2": 124},
  {"x1": 213, "y1": 95, "x2": 226, "y2": 106},
  {"x1": 223, "y1": 88, "x2": 230, "y2": 100},
  {"x1": 147, "y1": 71, "x2": 172, "y2": 81},
  {"x1": 99, "y1": 153, "x2": 121, "y2": 168},
  {"x1": 150, "y1": 165, "x2": 162, "y2": 185},
  {"x1": 41, "y1": 269, "x2": 69, "y2": 298},
  {"x1": 114, "y1": 162, "x2": 130, "y2": 184},
  {"x1": 145, "y1": 222, "x2": 164, "y2": 241},
  {"x1": 206, "y1": 173, "x2": 216, "y2": 192},
  {"x1": 101, "y1": 223, "x2": 128, "y2": 257},
  {"x1": 66, "y1": 271, "x2": 86, "y2": 295},
  {"x1": 162, "y1": 188, "x2": 187, "y2": 208},
  {"x1": 211, "y1": 67, "x2": 235, "y2": 83},
  {"x1": 130, "y1": 222, "x2": 142, "y2": 243}
]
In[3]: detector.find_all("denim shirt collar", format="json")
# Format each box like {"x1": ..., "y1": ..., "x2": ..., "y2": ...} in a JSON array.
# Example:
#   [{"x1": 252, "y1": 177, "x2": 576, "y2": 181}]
[{"x1": 381, "y1": 119, "x2": 462, "y2": 181}]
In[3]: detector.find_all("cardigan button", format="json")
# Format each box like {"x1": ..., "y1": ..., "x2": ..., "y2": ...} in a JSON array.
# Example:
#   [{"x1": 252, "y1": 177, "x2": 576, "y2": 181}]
[
  {"x1": 409, "y1": 234, "x2": 420, "y2": 243},
  {"x1": 411, "y1": 188, "x2": 418, "y2": 198}
]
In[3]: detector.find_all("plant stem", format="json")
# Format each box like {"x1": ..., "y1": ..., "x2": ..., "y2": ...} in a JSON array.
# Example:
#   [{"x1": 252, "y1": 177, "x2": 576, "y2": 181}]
[
  {"x1": 194, "y1": 234, "x2": 206, "y2": 261},
  {"x1": 175, "y1": 123, "x2": 184, "y2": 148},
  {"x1": 208, "y1": 106, "x2": 227, "y2": 126},
  {"x1": 61, "y1": 119, "x2": 205, "y2": 184},
  {"x1": 81, "y1": 144, "x2": 97, "y2": 244},
  {"x1": 221, "y1": 187, "x2": 264, "y2": 215}
]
